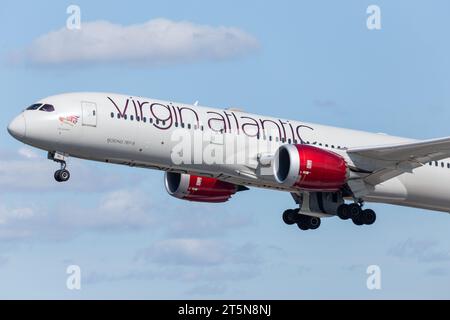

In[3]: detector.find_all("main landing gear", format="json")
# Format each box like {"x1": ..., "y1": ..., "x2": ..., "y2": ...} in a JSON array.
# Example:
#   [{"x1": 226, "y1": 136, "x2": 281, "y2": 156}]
[
  {"x1": 54, "y1": 164, "x2": 70, "y2": 183},
  {"x1": 48, "y1": 151, "x2": 71, "y2": 183},
  {"x1": 282, "y1": 194, "x2": 377, "y2": 231},
  {"x1": 282, "y1": 204, "x2": 376, "y2": 231},
  {"x1": 336, "y1": 203, "x2": 376, "y2": 226},
  {"x1": 282, "y1": 209, "x2": 321, "y2": 231}
]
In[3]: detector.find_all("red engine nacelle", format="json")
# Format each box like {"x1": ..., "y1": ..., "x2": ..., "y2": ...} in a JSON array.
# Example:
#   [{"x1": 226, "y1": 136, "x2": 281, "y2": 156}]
[
  {"x1": 273, "y1": 144, "x2": 348, "y2": 191},
  {"x1": 165, "y1": 172, "x2": 246, "y2": 203}
]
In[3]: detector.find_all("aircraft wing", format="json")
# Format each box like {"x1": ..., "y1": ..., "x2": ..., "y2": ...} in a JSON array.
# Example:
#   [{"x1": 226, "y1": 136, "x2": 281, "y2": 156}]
[{"x1": 346, "y1": 136, "x2": 450, "y2": 185}]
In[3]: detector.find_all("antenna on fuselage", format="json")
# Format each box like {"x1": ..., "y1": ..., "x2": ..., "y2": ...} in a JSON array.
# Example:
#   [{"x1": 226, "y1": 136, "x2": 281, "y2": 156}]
[{"x1": 193, "y1": 101, "x2": 199, "y2": 106}]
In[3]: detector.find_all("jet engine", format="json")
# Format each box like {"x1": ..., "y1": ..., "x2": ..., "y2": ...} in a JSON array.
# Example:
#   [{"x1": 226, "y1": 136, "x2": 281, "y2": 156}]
[
  {"x1": 273, "y1": 144, "x2": 348, "y2": 191},
  {"x1": 165, "y1": 172, "x2": 247, "y2": 203}
]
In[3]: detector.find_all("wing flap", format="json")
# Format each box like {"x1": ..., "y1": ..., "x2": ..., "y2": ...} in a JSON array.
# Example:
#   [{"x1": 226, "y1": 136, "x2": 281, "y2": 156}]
[{"x1": 347, "y1": 136, "x2": 450, "y2": 186}]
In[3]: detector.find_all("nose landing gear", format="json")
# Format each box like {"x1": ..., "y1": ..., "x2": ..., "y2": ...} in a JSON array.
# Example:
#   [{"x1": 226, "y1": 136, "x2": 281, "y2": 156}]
[
  {"x1": 48, "y1": 151, "x2": 71, "y2": 183},
  {"x1": 54, "y1": 164, "x2": 70, "y2": 183}
]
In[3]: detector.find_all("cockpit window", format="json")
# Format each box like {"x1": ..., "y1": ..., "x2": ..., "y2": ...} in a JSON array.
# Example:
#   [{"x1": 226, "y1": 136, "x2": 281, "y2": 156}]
[
  {"x1": 26, "y1": 104, "x2": 42, "y2": 110},
  {"x1": 39, "y1": 104, "x2": 55, "y2": 112}
]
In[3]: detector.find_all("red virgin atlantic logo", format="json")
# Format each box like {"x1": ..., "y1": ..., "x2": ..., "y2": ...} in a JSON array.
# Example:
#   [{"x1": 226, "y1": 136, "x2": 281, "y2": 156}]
[{"x1": 59, "y1": 115, "x2": 80, "y2": 126}]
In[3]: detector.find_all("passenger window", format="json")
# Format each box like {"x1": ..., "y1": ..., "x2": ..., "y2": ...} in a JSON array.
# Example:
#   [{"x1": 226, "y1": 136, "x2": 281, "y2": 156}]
[
  {"x1": 143, "y1": 117, "x2": 147, "y2": 123},
  {"x1": 187, "y1": 124, "x2": 191, "y2": 129},
  {"x1": 39, "y1": 104, "x2": 55, "y2": 112},
  {"x1": 137, "y1": 116, "x2": 140, "y2": 122},
  {"x1": 124, "y1": 115, "x2": 127, "y2": 120},
  {"x1": 435, "y1": 161, "x2": 438, "y2": 166},
  {"x1": 130, "y1": 115, "x2": 134, "y2": 121},
  {"x1": 117, "y1": 113, "x2": 121, "y2": 119},
  {"x1": 442, "y1": 162, "x2": 445, "y2": 168},
  {"x1": 110, "y1": 112, "x2": 114, "y2": 118}
]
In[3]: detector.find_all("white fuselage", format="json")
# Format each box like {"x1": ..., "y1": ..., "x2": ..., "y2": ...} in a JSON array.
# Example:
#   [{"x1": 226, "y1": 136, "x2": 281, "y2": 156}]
[{"x1": 8, "y1": 92, "x2": 450, "y2": 213}]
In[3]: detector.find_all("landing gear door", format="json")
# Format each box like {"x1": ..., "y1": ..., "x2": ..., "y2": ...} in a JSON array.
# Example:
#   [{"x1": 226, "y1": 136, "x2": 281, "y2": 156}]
[{"x1": 82, "y1": 101, "x2": 97, "y2": 127}]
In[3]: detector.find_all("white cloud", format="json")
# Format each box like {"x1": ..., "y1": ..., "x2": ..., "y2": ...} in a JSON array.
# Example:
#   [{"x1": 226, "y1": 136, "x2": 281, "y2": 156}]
[
  {"x1": 137, "y1": 239, "x2": 262, "y2": 266},
  {"x1": 165, "y1": 209, "x2": 252, "y2": 238},
  {"x1": 0, "y1": 188, "x2": 252, "y2": 242},
  {"x1": 0, "y1": 148, "x2": 254, "y2": 246},
  {"x1": 140, "y1": 239, "x2": 227, "y2": 266},
  {"x1": 17, "y1": 147, "x2": 39, "y2": 159},
  {"x1": 20, "y1": 18, "x2": 259, "y2": 67},
  {"x1": 388, "y1": 238, "x2": 450, "y2": 263},
  {"x1": 0, "y1": 206, "x2": 34, "y2": 225},
  {"x1": 0, "y1": 189, "x2": 156, "y2": 241},
  {"x1": 59, "y1": 189, "x2": 157, "y2": 231}
]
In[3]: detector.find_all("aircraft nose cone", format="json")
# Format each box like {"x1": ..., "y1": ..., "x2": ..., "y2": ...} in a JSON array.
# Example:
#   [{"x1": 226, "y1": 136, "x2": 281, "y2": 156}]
[{"x1": 7, "y1": 114, "x2": 26, "y2": 139}]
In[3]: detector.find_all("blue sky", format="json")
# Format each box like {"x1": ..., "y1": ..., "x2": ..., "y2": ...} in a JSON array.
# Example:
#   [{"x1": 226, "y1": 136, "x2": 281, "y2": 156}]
[{"x1": 0, "y1": 0, "x2": 449, "y2": 299}]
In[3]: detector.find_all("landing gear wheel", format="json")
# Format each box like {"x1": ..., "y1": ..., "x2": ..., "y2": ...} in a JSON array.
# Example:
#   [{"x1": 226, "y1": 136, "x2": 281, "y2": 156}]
[
  {"x1": 59, "y1": 169, "x2": 70, "y2": 182},
  {"x1": 352, "y1": 215, "x2": 364, "y2": 226},
  {"x1": 54, "y1": 170, "x2": 62, "y2": 182},
  {"x1": 296, "y1": 215, "x2": 321, "y2": 231},
  {"x1": 55, "y1": 169, "x2": 70, "y2": 182},
  {"x1": 348, "y1": 203, "x2": 362, "y2": 219},
  {"x1": 337, "y1": 204, "x2": 350, "y2": 220},
  {"x1": 296, "y1": 215, "x2": 310, "y2": 230},
  {"x1": 362, "y1": 209, "x2": 376, "y2": 225},
  {"x1": 282, "y1": 209, "x2": 298, "y2": 225},
  {"x1": 49, "y1": 152, "x2": 71, "y2": 183},
  {"x1": 297, "y1": 221, "x2": 309, "y2": 231},
  {"x1": 308, "y1": 217, "x2": 321, "y2": 230}
]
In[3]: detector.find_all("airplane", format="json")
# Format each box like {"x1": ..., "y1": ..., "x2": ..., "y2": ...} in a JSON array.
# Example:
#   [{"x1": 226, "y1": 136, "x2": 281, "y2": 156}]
[{"x1": 6, "y1": 92, "x2": 450, "y2": 231}]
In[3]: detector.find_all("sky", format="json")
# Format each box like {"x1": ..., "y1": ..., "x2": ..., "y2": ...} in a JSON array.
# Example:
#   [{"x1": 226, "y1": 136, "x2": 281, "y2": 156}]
[{"x1": 0, "y1": 0, "x2": 450, "y2": 299}]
